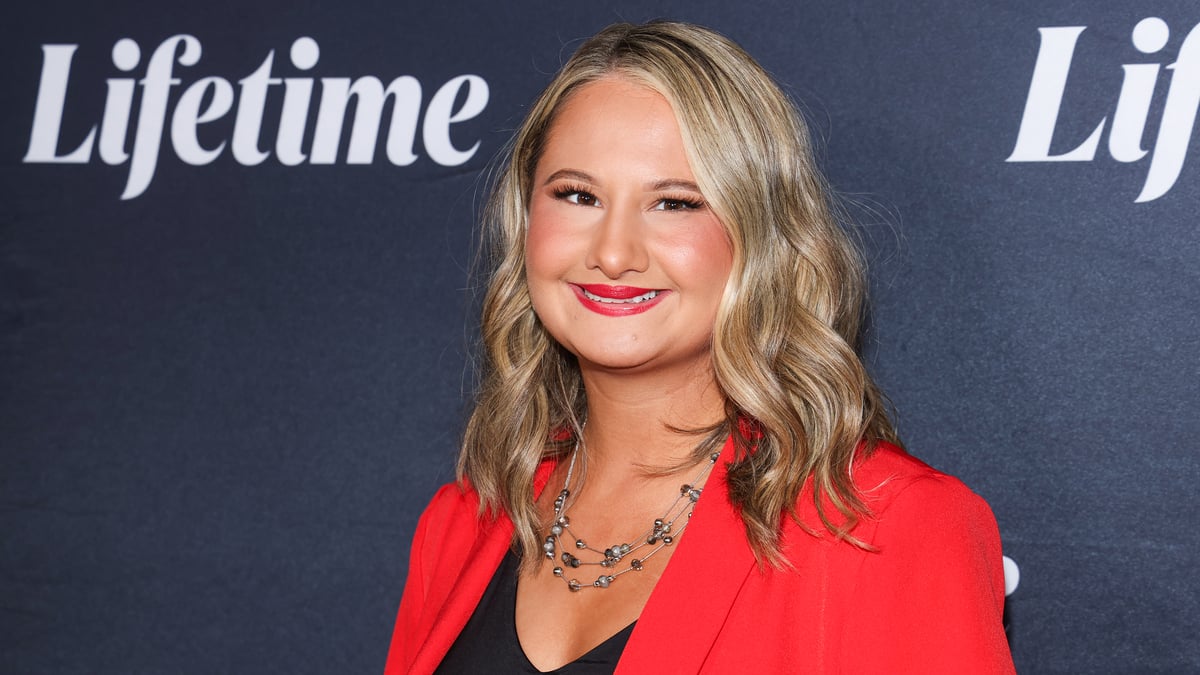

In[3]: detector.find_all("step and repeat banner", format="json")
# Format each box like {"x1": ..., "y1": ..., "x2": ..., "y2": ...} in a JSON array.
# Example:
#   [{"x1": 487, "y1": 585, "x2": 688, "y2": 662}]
[{"x1": 2, "y1": 1, "x2": 1196, "y2": 672}]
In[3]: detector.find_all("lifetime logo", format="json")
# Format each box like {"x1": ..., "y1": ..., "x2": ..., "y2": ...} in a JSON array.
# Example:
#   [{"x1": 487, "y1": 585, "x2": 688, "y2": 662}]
[
  {"x1": 1008, "y1": 18, "x2": 1200, "y2": 203},
  {"x1": 23, "y1": 35, "x2": 490, "y2": 200}
]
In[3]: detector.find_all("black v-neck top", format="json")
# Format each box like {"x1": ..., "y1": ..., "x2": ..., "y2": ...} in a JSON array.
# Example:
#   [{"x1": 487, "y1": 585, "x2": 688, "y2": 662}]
[{"x1": 435, "y1": 551, "x2": 636, "y2": 674}]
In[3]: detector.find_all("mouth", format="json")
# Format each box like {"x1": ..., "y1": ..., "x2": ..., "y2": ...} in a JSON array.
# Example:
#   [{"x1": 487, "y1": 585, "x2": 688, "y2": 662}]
[
  {"x1": 579, "y1": 286, "x2": 660, "y2": 304},
  {"x1": 571, "y1": 284, "x2": 667, "y2": 315}
]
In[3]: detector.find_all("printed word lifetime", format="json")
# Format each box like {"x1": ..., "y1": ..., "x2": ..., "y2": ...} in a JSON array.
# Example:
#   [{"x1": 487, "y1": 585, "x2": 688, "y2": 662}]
[
  {"x1": 24, "y1": 36, "x2": 490, "y2": 200},
  {"x1": 1008, "y1": 17, "x2": 1200, "y2": 203}
]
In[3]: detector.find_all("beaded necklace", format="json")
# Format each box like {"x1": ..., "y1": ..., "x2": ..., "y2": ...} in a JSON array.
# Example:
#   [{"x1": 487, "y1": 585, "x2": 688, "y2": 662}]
[{"x1": 542, "y1": 444, "x2": 720, "y2": 592}]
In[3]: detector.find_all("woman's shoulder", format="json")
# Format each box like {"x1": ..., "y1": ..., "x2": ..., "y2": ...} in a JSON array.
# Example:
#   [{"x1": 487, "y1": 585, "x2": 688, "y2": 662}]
[
  {"x1": 834, "y1": 443, "x2": 1012, "y2": 671},
  {"x1": 414, "y1": 480, "x2": 484, "y2": 532},
  {"x1": 407, "y1": 482, "x2": 487, "y2": 560},
  {"x1": 405, "y1": 481, "x2": 497, "y2": 583},
  {"x1": 852, "y1": 441, "x2": 995, "y2": 524}
]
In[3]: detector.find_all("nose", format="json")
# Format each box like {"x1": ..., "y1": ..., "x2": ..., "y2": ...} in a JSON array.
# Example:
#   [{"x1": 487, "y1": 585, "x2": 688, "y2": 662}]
[{"x1": 584, "y1": 204, "x2": 649, "y2": 278}]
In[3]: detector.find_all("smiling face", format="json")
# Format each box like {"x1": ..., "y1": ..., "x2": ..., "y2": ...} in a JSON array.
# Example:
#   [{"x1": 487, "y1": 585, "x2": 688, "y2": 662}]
[{"x1": 525, "y1": 76, "x2": 733, "y2": 375}]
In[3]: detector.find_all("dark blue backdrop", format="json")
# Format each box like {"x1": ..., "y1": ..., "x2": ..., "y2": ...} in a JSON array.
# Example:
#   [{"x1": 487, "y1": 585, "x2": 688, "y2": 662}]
[{"x1": 3, "y1": 1, "x2": 1197, "y2": 673}]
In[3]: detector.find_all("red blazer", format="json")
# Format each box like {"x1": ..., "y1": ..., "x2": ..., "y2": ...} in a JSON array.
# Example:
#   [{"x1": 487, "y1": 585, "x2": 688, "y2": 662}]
[{"x1": 384, "y1": 439, "x2": 1015, "y2": 674}]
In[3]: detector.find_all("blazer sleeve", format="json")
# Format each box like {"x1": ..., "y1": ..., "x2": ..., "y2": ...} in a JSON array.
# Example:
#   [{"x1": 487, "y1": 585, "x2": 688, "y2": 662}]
[{"x1": 845, "y1": 474, "x2": 1015, "y2": 673}]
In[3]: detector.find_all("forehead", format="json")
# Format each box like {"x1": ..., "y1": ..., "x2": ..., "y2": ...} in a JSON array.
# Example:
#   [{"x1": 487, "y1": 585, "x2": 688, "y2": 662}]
[{"x1": 536, "y1": 76, "x2": 693, "y2": 180}]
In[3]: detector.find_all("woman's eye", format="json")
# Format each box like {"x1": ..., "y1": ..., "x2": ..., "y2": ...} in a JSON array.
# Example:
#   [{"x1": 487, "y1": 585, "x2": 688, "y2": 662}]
[
  {"x1": 656, "y1": 197, "x2": 704, "y2": 211},
  {"x1": 553, "y1": 188, "x2": 599, "y2": 207}
]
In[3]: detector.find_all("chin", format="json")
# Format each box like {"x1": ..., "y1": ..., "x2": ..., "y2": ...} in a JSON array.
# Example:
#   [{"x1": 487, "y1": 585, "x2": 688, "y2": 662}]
[
  {"x1": 575, "y1": 351, "x2": 656, "y2": 372},
  {"x1": 562, "y1": 340, "x2": 653, "y2": 369}
]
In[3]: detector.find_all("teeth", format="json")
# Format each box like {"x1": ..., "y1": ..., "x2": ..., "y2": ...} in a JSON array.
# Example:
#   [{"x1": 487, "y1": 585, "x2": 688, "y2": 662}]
[{"x1": 581, "y1": 289, "x2": 659, "y2": 304}]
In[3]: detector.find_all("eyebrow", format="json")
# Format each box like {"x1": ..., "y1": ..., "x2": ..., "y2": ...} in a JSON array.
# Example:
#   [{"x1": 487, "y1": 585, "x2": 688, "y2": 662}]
[
  {"x1": 649, "y1": 179, "x2": 702, "y2": 193},
  {"x1": 542, "y1": 169, "x2": 594, "y2": 186},
  {"x1": 542, "y1": 169, "x2": 702, "y2": 193}
]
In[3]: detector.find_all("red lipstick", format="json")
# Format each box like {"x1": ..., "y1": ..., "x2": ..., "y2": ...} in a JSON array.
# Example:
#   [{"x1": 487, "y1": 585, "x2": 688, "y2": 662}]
[
  {"x1": 571, "y1": 284, "x2": 666, "y2": 316},
  {"x1": 577, "y1": 284, "x2": 655, "y2": 299}
]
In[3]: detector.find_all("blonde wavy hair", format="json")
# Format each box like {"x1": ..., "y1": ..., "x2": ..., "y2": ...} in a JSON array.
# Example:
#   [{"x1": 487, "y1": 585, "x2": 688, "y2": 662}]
[{"x1": 459, "y1": 20, "x2": 899, "y2": 566}]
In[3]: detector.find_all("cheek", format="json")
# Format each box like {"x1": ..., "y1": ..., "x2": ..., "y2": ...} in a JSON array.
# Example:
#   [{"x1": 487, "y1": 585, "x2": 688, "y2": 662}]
[
  {"x1": 526, "y1": 193, "x2": 596, "y2": 274},
  {"x1": 524, "y1": 196, "x2": 552, "y2": 268},
  {"x1": 697, "y1": 232, "x2": 734, "y2": 289},
  {"x1": 661, "y1": 220, "x2": 733, "y2": 294},
  {"x1": 524, "y1": 199, "x2": 581, "y2": 313},
  {"x1": 525, "y1": 210, "x2": 568, "y2": 282}
]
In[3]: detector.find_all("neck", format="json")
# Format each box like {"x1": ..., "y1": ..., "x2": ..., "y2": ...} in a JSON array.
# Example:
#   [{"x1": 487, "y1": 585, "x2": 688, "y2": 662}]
[{"x1": 578, "y1": 362, "x2": 726, "y2": 478}]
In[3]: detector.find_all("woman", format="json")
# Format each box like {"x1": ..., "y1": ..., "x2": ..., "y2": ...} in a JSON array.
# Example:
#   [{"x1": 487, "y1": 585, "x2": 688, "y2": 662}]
[{"x1": 385, "y1": 20, "x2": 1014, "y2": 674}]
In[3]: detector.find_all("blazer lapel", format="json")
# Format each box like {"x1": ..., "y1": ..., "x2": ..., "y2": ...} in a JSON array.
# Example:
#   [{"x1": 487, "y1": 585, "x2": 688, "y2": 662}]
[
  {"x1": 617, "y1": 436, "x2": 758, "y2": 674},
  {"x1": 409, "y1": 459, "x2": 559, "y2": 674},
  {"x1": 408, "y1": 511, "x2": 513, "y2": 674}
]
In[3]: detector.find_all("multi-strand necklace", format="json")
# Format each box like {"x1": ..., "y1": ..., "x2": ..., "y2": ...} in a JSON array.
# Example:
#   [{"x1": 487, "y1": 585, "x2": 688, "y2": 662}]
[{"x1": 542, "y1": 444, "x2": 720, "y2": 592}]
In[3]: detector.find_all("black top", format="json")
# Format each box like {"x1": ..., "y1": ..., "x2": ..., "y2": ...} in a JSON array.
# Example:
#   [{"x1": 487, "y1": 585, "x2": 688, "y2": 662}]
[{"x1": 435, "y1": 551, "x2": 636, "y2": 674}]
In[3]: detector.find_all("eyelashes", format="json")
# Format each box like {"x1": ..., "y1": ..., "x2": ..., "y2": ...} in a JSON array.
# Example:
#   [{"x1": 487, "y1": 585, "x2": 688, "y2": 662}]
[
  {"x1": 654, "y1": 196, "x2": 705, "y2": 211},
  {"x1": 550, "y1": 182, "x2": 706, "y2": 211},
  {"x1": 551, "y1": 183, "x2": 599, "y2": 206}
]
